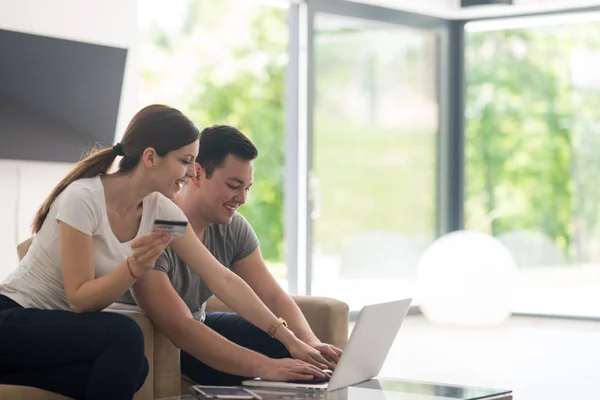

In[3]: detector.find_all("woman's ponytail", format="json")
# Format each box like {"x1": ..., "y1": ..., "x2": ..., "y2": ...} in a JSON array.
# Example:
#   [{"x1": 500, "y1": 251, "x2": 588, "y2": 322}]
[{"x1": 32, "y1": 146, "x2": 118, "y2": 233}]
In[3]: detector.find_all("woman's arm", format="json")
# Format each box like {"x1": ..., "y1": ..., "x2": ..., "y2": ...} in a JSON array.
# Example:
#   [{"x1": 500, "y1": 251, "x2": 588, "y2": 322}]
[
  {"x1": 169, "y1": 226, "x2": 298, "y2": 347},
  {"x1": 60, "y1": 223, "x2": 170, "y2": 312},
  {"x1": 60, "y1": 222, "x2": 137, "y2": 312},
  {"x1": 131, "y1": 270, "x2": 327, "y2": 381}
]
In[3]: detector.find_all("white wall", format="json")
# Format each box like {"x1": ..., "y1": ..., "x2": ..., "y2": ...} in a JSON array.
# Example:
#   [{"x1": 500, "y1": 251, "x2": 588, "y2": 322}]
[
  {"x1": 0, "y1": 161, "x2": 73, "y2": 280},
  {"x1": 0, "y1": 0, "x2": 138, "y2": 278}
]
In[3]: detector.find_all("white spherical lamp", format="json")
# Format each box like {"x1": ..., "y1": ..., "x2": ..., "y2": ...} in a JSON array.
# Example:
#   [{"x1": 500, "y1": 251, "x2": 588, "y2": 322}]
[{"x1": 416, "y1": 230, "x2": 518, "y2": 327}]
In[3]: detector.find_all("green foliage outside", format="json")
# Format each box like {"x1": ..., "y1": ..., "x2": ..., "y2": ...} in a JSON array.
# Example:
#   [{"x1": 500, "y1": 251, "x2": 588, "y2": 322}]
[
  {"x1": 312, "y1": 114, "x2": 436, "y2": 254},
  {"x1": 465, "y1": 22, "x2": 600, "y2": 264},
  {"x1": 141, "y1": 2, "x2": 600, "y2": 267},
  {"x1": 186, "y1": 9, "x2": 287, "y2": 263},
  {"x1": 140, "y1": 1, "x2": 287, "y2": 263}
]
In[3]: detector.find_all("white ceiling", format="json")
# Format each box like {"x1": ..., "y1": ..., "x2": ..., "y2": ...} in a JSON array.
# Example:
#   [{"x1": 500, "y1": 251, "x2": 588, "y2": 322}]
[{"x1": 356, "y1": 0, "x2": 600, "y2": 19}]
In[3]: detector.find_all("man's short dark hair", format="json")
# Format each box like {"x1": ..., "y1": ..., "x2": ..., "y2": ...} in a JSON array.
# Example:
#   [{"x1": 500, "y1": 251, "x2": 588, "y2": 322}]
[{"x1": 197, "y1": 125, "x2": 258, "y2": 178}]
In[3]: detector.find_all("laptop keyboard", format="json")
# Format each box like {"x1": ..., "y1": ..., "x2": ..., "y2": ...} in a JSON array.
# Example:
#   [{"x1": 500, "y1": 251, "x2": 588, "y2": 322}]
[{"x1": 287, "y1": 378, "x2": 329, "y2": 384}]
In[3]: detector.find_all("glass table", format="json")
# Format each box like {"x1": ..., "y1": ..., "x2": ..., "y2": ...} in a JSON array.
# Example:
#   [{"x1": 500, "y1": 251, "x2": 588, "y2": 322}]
[{"x1": 160, "y1": 378, "x2": 512, "y2": 400}]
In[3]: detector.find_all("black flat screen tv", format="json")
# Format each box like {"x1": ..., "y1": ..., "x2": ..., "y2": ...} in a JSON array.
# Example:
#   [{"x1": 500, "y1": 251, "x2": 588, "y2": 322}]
[{"x1": 0, "y1": 29, "x2": 127, "y2": 162}]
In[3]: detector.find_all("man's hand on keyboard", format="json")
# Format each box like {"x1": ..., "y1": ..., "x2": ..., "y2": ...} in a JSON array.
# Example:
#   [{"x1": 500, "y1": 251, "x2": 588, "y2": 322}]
[{"x1": 257, "y1": 358, "x2": 330, "y2": 382}]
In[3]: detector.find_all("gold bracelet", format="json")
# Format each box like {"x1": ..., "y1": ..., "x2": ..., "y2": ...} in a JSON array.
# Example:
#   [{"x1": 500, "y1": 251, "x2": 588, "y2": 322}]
[{"x1": 268, "y1": 317, "x2": 287, "y2": 337}]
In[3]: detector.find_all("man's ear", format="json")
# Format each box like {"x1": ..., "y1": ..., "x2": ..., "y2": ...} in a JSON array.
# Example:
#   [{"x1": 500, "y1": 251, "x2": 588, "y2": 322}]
[
  {"x1": 141, "y1": 147, "x2": 158, "y2": 168},
  {"x1": 192, "y1": 162, "x2": 204, "y2": 186}
]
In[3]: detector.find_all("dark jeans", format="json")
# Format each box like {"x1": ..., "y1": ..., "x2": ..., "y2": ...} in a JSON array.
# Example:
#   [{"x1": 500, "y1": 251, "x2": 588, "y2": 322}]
[
  {"x1": 0, "y1": 294, "x2": 148, "y2": 400},
  {"x1": 182, "y1": 312, "x2": 291, "y2": 386}
]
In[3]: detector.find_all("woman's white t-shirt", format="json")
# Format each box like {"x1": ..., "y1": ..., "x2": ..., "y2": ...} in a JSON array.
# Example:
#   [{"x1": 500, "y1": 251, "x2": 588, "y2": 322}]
[{"x1": 0, "y1": 176, "x2": 186, "y2": 310}]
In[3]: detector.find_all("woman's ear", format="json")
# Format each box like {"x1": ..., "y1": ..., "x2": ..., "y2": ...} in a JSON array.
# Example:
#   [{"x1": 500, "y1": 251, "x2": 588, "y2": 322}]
[{"x1": 141, "y1": 147, "x2": 158, "y2": 168}]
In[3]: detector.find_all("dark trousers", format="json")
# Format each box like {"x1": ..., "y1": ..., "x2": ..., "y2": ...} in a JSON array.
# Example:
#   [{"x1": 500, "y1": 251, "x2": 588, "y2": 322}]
[
  {"x1": 0, "y1": 294, "x2": 148, "y2": 400},
  {"x1": 182, "y1": 312, "x2": 291, "y2": 386}
]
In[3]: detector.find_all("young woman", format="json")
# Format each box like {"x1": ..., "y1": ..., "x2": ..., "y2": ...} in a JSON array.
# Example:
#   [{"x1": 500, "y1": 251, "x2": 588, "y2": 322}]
[
  {"x1": 0, "y1": 105, "x2": 327, "y2": 400},
  {"x1": 0, "y1": 104, "x2": 199, "y2": 400}
]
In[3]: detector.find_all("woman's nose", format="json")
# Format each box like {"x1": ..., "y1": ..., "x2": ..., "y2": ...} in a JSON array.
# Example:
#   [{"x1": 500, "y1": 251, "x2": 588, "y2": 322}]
[{"x1": 186, "y1": 164, "x2": 196, "y2": 177}]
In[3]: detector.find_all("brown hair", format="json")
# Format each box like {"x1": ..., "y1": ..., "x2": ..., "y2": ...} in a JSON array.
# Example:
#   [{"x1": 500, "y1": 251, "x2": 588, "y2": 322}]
[
  {"x1": 197, "y1": 125, "x2": 258, "y2": 178},
  {"x1": 32, "y1": 104, "x2": 200, "y2": 233}
]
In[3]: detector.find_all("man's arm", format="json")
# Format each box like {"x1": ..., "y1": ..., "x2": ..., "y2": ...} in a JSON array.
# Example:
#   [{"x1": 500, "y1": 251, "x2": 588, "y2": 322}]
[
  {"x1": 233, "y1": 247, "x2": 341, "y2": 362},
  {"x1": 131, "y1": 270, "x2": 269, "y2": 376},
  {"x1": 233, "y1": 248, "x2": 341, "y2": 364}
]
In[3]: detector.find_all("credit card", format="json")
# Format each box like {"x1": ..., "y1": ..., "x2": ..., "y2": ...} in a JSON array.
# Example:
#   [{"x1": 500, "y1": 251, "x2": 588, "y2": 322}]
[{"x1": 153, "y1": 219, "x2": 188, "y2": 237}]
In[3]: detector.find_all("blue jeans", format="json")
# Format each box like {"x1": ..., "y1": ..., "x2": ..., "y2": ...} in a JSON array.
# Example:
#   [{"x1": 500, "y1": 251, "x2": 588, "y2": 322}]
[
  {"x1": 0, "y1": 294, "x2": 148, "y2": 400},
  {"x1": 182, "y1": 312, "x2": 291, "y2": 385}
]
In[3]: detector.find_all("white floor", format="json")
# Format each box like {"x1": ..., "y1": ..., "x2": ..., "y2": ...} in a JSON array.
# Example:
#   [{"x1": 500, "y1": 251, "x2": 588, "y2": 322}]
[{"x1": 371, "y1": 315, "x2": 600, "y2": 400}]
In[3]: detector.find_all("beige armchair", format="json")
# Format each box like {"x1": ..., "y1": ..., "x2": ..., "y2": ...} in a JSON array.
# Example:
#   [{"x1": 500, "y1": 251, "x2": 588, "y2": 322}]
[{"x1": 0, "y1": 238, "x2": 350, "y2": 399}]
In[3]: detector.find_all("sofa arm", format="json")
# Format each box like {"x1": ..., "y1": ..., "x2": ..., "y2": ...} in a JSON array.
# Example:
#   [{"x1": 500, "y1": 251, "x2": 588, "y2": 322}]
[
  {"x1": 107, "y1": 304, "x2": 181, "y2": 399},
  {"x1": 153, "y1": 327, "x2": 181, "y2": 398},
  {"x1": 105, "y1": 309, "x2": 155, "y2": 400},
  {"x1": 17, "y1": 237, "x2": 33, "y2": 260},
  {"x1": 291, "y1": 296, "x2": 349, "y2": 349},
  {"x1": 205, "y1": 295, "x2": 349, "y2": 349}
]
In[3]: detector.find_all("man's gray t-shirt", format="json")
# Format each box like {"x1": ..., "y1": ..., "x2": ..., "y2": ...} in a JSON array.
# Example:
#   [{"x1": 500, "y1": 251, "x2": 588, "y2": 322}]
[{"x1": 119, "y1": 212, "x2": 259, "y2": 321}]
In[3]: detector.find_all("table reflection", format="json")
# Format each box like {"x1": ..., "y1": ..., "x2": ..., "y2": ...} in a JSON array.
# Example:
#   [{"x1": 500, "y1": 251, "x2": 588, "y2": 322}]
[
  {"x1": 250, "y1": 378, "x2": 510, "y2": 400},
  {"x1": 168, "y1": 378, "x2": 511, "y2": 400}
]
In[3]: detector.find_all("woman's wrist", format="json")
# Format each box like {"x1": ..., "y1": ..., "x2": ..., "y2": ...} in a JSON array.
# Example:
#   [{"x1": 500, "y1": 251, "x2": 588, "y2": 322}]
[
  {"x1": 302, "y1": 334, "x2": 321, "y2": 346},
  {"x1": 126, "y1": 256, "x2": 143, "y2": 279}
]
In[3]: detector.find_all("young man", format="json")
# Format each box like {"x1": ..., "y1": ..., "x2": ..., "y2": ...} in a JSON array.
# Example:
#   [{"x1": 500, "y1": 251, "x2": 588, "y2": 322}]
[{"x1": 119, "y1": 125, "x2": 342, "y2": 385}]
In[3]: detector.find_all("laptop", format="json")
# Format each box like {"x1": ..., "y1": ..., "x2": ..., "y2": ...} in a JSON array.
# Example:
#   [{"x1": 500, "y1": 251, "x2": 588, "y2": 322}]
[{"x1": 242, "y1": 298, "x2": 412, "y2": 392}]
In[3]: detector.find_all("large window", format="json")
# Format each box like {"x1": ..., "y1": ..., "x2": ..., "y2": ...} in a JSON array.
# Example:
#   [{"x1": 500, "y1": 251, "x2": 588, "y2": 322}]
[
  {"x1": 465, "y1": 15, "x2": 600, "y2": 317},
  {"x1": 139, "y1": 1, "x2": 600, "y2": 317},
  {"x1": 309, "y1": 14, "x2": 439, "y2": 310},
  {"x1": 139, "y1": 0, "x2": 288, "y2": 281}
]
